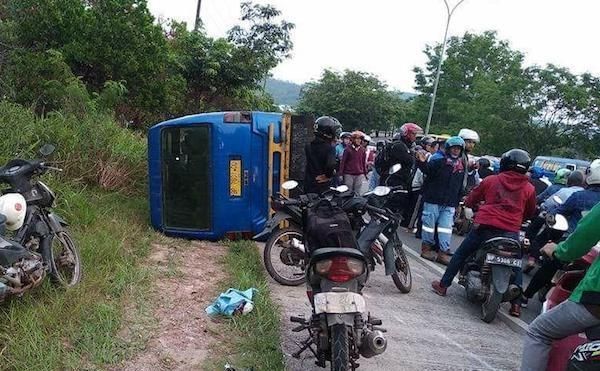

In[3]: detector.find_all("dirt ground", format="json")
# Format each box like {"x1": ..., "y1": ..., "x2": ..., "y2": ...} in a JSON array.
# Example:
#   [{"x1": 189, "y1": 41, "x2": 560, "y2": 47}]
[{"x1": 116, "y1": 238, "x2": 228, "y2": 371}]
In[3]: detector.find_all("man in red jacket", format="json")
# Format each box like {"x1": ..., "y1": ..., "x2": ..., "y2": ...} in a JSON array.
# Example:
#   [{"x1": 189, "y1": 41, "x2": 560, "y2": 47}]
[{"x1": 431, "y1": 149, "x2": 537, "y2": 317}]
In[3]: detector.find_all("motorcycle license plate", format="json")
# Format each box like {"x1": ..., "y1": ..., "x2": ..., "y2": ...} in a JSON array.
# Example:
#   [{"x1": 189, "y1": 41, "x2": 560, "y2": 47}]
[
  {"x1": 485, "y1": 253, "x2": 522, "y2": 268},
  {"x1": 313, "y1": 292, "x2": 366, "y2": 314}
]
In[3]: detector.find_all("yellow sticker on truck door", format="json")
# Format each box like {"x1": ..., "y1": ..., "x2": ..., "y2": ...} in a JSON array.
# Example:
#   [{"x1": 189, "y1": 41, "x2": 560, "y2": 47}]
[{"x1": 229, "y1": 159, "x2": 242, "y2": 197}]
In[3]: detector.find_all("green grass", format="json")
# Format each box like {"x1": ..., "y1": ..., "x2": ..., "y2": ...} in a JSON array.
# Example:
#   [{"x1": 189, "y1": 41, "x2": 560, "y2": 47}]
[
  {"x1": 0, "y1": 183, "x2": 155, "y2": 370},
  {"x1": 205, "y1": 240, "x2": 285, "y2": 371}
]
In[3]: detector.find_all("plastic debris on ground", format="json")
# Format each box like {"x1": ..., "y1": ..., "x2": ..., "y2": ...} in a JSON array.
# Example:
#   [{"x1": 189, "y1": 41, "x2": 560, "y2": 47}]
[{"x1": 205, "y1": 288, "x2": 257, "y2": 317}]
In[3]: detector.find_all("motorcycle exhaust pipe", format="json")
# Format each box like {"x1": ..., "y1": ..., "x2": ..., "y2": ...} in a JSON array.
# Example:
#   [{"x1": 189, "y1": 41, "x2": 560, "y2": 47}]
[{"x1": 359, "y1": 329, "x2": 387, "y2": 358}]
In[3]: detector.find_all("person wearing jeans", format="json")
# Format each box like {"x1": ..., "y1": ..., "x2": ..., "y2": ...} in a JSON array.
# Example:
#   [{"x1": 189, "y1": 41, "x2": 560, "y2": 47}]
[
  {"x1": 521, "y1": 202, "x2": 600, "y2": 370},
  {"x1": 339, "y1": 131, "x2": 367, "y2": 194},
  {"x1": 417, "y1": 136, "x2": 466, "y2": 265},
  {"x1": 432, "y1": 149, "x2": 537, "y2": 318},
  {"x1": 421, "y1": 203, "x2": 455, "y2": 255}
]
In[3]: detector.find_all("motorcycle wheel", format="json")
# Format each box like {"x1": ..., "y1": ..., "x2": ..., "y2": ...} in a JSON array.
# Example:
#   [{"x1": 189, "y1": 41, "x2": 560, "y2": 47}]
[
  {"x1": 391, "y1": 244, "x2": 412, "y2": 293},
  {"x1": 481, "y1": 283, "x2": 503, "y2": 323},
  {"x1": 50, "y1": 231, "x2": 82, "y2": 287},
  {"x1": 263, "y1": 226, "x2": 306, "y2": 286},
  {"x1": 330, "y1": 324, "x2": 350, "y2": 371}
]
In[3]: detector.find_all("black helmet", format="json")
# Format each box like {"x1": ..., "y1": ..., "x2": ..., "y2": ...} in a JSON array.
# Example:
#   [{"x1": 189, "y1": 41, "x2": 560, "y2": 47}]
[
  {"x1": 421, "y1": 136, "x2": 436, "y2": 147},
  {"x1": 567, "y1": 170, "x2": 585, "y2": 187},
  {"x1": 500, "y1": 149, "x2": 531, "y2": 174},
  {"x1": 314, "y1": 116, "x2": 342, "y2": 140},
  {"x1": 478, "y1": 158, "x2": 491, "y2": 169}
]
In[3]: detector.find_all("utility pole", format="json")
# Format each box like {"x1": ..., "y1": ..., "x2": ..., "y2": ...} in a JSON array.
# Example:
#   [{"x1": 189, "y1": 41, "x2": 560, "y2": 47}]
[
  {"x1": 194, "y1": 0, "x2": 202, "y2": 31},
  {"x1": 424, "y1": 0, "x2": 466, "y2": 135}
]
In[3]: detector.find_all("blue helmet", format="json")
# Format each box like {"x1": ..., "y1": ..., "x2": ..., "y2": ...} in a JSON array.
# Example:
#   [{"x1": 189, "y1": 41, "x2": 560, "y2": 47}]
[
  {"x1": 445, "y1": 136, "x2": 465, "y2": 150},
  {"x1": 529, "y1": 166, "x2": 544, "y2": 179}
]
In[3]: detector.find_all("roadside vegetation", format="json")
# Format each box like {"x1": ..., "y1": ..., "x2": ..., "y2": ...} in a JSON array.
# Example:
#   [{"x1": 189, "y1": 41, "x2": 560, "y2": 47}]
[
  {"x1": 0, "y1": 102, "x2": 156, "y2": 369},
  {"x1": 205, "y1": 240, "x2": 285, "y2": 371}
]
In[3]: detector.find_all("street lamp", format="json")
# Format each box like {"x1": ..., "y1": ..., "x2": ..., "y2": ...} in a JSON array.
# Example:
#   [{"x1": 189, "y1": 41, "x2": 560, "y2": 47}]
[{"x1": 424, "y1": 0, "x2": 466, "y2": 135}]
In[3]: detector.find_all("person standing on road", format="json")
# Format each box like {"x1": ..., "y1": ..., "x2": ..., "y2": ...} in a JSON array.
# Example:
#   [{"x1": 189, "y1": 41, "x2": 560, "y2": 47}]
[
  {"x1": 431, "y1": 149, "x2": 537, "y2": 317},
  {"x1": 416, "y1": 136, "x2": 467, "y2": 265},
  {"x1": 339, "y1": 131, "x2": 368, "y2": 194},
  {"x1": 304, "y1": 116, "x2": 342, "y2": 194},
  {"x1": 520, "y1": 202, "x2": 600, "y2": 371}
]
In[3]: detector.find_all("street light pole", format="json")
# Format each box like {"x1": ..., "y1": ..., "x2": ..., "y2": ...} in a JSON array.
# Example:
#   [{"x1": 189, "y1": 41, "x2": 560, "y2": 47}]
[
  {"x1": 194, "y1": 0, "x2": 203, "y2": 31},
  {"x1": 424, "y1": 0, "x2": 466, "y2": 135}
]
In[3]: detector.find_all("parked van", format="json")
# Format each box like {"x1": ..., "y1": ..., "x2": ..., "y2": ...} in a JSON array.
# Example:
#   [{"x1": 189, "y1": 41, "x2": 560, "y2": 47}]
[{"x1": 532, "y1": 156, "x2": 590, "y2": 181}]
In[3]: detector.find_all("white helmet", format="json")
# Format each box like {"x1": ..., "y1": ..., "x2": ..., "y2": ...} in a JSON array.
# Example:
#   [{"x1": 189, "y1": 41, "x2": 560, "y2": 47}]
[
  {"x1": 586, "y1": 159, "x2": 600, "y2": 185},
  {"x1": 0, "y1": 193, "x2": 26, "y2": 231},
  {"x1": 363, "y1": 135, "x2": 372, "y2": 143},
  {"x1": 458, "y1": 128, "x2": 480, "y2": 143}
]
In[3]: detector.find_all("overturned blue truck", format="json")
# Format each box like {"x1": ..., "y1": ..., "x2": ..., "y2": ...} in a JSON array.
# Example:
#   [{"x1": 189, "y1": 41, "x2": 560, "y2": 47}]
[{"x1": 148, "y1": 111, "x2": 313, "y2": 240}]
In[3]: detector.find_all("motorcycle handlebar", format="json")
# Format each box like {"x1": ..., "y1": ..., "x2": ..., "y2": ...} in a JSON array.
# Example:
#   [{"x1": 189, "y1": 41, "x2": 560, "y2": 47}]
[{"x1": 365, "y1": 204, "x2": 392, "y2": 217}]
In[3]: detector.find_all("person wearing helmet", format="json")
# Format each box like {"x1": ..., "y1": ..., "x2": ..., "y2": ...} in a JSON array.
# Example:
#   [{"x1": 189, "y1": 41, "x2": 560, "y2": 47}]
[
  {"x1": 537, "y1": 168, "x2": 571, "y2": 204},
  {"x1": 304, "y1": 116, "x2": 342, "y2": 194},
  {"x1": 376, "y1": 123, "x2": 423, "y2": 189},
  {"x1": 477, "y1": 158, "x2": 494, "y2": 179},
  {"x1": 339, "y1": 131, "x2": 368, "y2": 194},
  {"x1": 523, "y1": 170, "x2": 587, "y2": 279},
  {"x1": 416, "y1": 136, "x2": 467, "y2": 264},
  {"x1": 520, "y1": 203, "x2": 600, "y2": 371},
  {"x1": 335, "y1": 132, "x2": 351, "y2": 162},
  {"x1": 458, "y1": 128, "x2": 481, "y2": 194},
  {"x1": 432, "y1": 149, "x2": 537, "y2": 318},
  {"x1": 521, "y1": 168, "x2": 594, "y2": 308},
  {"x1": 528, "y1": 166, "x2": 549, "y2": 195},
  {"x1": 552, "y1": 160, "x2": 600, "y2": 233},
  {"x1": 458, "y1": 128, "x2": 480, "y2": 154}
]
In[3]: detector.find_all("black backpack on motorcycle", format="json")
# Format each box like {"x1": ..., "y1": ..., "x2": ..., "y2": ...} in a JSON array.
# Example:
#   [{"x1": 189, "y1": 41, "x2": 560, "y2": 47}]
[{"x1": 304, "y1": 199, "x2": 358, "y2": 253}]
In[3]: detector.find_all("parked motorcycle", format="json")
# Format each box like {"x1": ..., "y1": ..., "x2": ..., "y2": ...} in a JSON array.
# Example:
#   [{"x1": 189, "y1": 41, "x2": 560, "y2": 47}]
[
  {"x1": 0, "y1": 144, "x2": 81, "y2": 293},
  {"x1": 290, "y1": 198, "x2": 387, "y2": 370},
  {"x1": 256, "y1": 181, "x2": 349, "y2": 286}
]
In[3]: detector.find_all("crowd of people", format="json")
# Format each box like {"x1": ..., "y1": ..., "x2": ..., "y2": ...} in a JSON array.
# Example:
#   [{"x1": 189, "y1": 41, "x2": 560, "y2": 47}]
[{"x1": 304, "y1": 115, "x2": 600, "y2": 370}]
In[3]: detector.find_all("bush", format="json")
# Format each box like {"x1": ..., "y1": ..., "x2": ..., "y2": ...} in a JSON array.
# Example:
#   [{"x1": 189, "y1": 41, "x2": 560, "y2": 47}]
[{"x1": 0, "y1": 101, "x2": 146, "y2": 194}]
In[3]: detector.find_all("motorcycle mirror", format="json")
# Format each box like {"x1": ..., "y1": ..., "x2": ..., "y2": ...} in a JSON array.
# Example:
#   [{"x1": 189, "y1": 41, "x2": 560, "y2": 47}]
[
  {"x1": 552, "y1": 195, "x2": 564, "y2": 205},
  {"x1": 389, "y1": 164, "x2": 402, "y2": 175},
  {"x1": 38, "y1": 144, "x2": 56, "y2": 157},
  {"x1": 552, "y1": 214, "x2": 569, "y2": 232},
  {"x1": 281, "y1": 180, "x2": 298, "y2": 190},
  {"x1": 335, "y1": 185, "x2": 349, "y2": 193},
  {"x1": 373, "y1": 186, "x2": 391, "y2": 197}
]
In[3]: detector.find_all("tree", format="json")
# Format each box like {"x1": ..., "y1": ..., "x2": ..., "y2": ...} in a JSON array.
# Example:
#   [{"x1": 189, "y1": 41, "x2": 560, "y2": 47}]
[
  {"x1": 228, "y1": 2, "x2": 295, "y2": 79},
  {"x1": 297, "y1": 69, "x2": 405, "y2": 134}
]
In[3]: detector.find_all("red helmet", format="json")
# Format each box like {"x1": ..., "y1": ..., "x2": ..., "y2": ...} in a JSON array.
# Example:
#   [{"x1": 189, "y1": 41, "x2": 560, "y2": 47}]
[{"x1": 394, "y1": 123, "x2": 423, "y2": 141}]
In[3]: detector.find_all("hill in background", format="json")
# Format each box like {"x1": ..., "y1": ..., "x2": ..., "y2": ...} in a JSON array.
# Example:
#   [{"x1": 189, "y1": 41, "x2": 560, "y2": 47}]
[
  {"x1": 265, "y1": 78, "x2": 303, "y2": 106},
  {"x1": 266, "y1": 78, "x2": 417, "y2": 107}
]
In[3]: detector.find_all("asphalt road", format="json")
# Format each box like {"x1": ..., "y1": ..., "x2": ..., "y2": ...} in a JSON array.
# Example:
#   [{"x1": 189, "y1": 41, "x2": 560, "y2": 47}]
[
  {"x1": 396, "y1": 229, "x2": 543, "y2": 325},
  {"x1": 264, "y1": 236, "x2": 526, "y2": 370}
]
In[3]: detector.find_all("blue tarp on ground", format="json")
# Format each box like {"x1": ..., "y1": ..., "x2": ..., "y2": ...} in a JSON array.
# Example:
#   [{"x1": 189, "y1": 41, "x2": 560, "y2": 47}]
[{"x1": 205, "y1": 288, "x2": 257, "y2": 316}]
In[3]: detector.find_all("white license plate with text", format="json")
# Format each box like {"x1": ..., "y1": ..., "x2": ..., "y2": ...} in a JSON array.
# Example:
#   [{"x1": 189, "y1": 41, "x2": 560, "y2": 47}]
[
  {"x1": 485, "y1": 253, "x2": 522, "y2": 268},
  {"x1": 313, "y1": 292, "x2": 366, "y2": 314}
]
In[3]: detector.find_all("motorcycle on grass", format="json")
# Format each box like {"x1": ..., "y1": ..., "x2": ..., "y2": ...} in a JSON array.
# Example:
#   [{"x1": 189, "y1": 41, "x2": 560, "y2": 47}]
[{"x1": 0, "y1": 144, "x2": 81, "y2": 303}]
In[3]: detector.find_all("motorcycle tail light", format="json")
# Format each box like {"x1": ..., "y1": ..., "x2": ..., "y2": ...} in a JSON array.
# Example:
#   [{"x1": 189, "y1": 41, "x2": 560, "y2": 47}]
[
  {"x1": 315, "y1": 259, "x2": 332, "y2": 275},
  {"x1": 327, "y1": 257, "x2": 365, "y2": 283}
]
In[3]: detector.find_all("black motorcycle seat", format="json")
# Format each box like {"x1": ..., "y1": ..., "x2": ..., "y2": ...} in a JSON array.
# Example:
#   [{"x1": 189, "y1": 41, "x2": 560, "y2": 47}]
[
  {"x1": 481, "y1": 237, "x2": 521, "y2": 250},
  {"x1": 310, "y1": 247, "x2": 367, "y2": 262}
]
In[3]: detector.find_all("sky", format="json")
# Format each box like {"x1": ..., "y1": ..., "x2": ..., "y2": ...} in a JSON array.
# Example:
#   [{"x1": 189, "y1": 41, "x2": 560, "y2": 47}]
[{"x1": 147, "y1": 0, "x2": 600, "y2": 92}]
